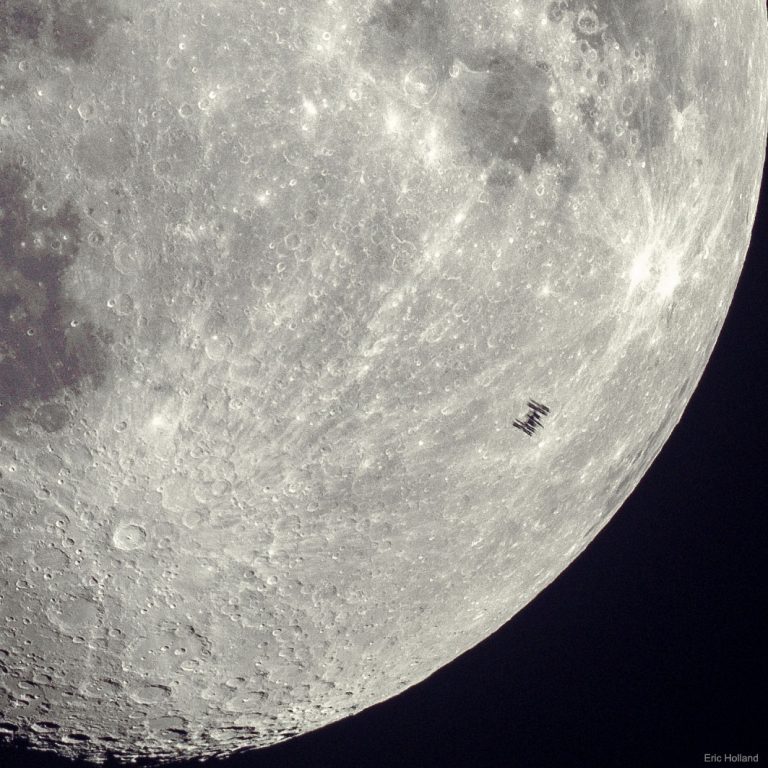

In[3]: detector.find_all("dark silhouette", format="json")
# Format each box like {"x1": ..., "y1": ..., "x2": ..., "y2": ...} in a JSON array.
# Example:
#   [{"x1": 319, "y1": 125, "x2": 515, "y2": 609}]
[{"x1": 513, "y1": 400, "x2": 550, "y2": 436}]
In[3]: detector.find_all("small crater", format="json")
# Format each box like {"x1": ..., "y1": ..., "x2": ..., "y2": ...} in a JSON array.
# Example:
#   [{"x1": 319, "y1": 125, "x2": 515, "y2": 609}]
[
  {"x1": 31, "y1": 721, "x2": 61, "y2": 733},
  {"x1": 403, "y1": 64, "x2": 439, "y2": 107},
  {"x1": 80, "y1": 677, "x2": 122, "y2": 699},
  {"x1": 148, "y1": 715, "x2": 187, "y2": 732},
  {"x1": 182, "y1": 508, "x2": 208, "y2": 529},
  {"x1": 224, "y1": 690, "x2": 268, "y2": 713},
  {"x1": 204, "y1": 334, "x2": 234, "y2": 362},
  {"x1": 112, "y1": 242, "x2": 144, "y2": 275},
  {"x1": 112, "y1": 522, "x2": 147, "y2": 551},
  {"x1": 575, "y1": 8, "x2": 599, "y2": 35},
  {"x1": 77, "y1": 101, "x2": 96, "y2": 120},
  {"x1": 546, "y1": 1, "x2": 567, "y2": 23},
  {"x1": 129, "y1": 683, "x2": 171, "y2": 705},
  {"x1": 110, "y1": 292, "x2": 134, "y2": 316},
  {"x1": 46, "y1": 594, "x2": 100, "y2": 634},
  {"x1": 33, "y1": 545, "x2": 70, "y2": 571},
  {"x1": 63, "y1": 732, "x2": 91, "y2": 743}
]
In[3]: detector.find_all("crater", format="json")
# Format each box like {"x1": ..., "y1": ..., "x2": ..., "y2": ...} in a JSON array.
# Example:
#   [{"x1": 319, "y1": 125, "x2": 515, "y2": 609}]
[
  {"x1": 129, "y1": 683, "x2": 171, "y2": 706},
  {"x1": 112, "y1": 523, "x2": 147, "y2": 551},
  {"x1": 45, "y1": 594, "x2": 101, "y2": 635}
]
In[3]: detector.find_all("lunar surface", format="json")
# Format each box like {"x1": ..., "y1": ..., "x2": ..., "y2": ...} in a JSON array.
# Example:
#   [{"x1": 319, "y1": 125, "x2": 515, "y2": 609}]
[{"x1": 0, "y1": 0, "x2": 766, "y2": 762}]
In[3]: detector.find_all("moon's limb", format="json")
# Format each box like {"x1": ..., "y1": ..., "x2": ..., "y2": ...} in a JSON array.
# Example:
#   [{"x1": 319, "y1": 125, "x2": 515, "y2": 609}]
[{"x1": 0, "y1": 0, "x2": 766, "y2": 762}]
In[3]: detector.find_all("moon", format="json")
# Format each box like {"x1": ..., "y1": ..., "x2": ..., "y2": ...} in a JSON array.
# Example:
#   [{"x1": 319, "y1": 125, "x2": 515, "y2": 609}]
[{"x1": 0, "y1": 0, "x2": 766, "y2": 763}]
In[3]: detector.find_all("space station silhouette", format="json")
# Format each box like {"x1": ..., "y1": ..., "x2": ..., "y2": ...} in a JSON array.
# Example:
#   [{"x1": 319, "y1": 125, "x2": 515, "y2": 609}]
[{"x1": 513, "y1": 400, "x2": 551, "y2": 436}]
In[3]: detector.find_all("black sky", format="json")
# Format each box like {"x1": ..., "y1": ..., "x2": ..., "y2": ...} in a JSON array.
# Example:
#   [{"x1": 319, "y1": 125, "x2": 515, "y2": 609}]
[{"x1": 3, "y1": 150, "x2": 767, "y2": 768}]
